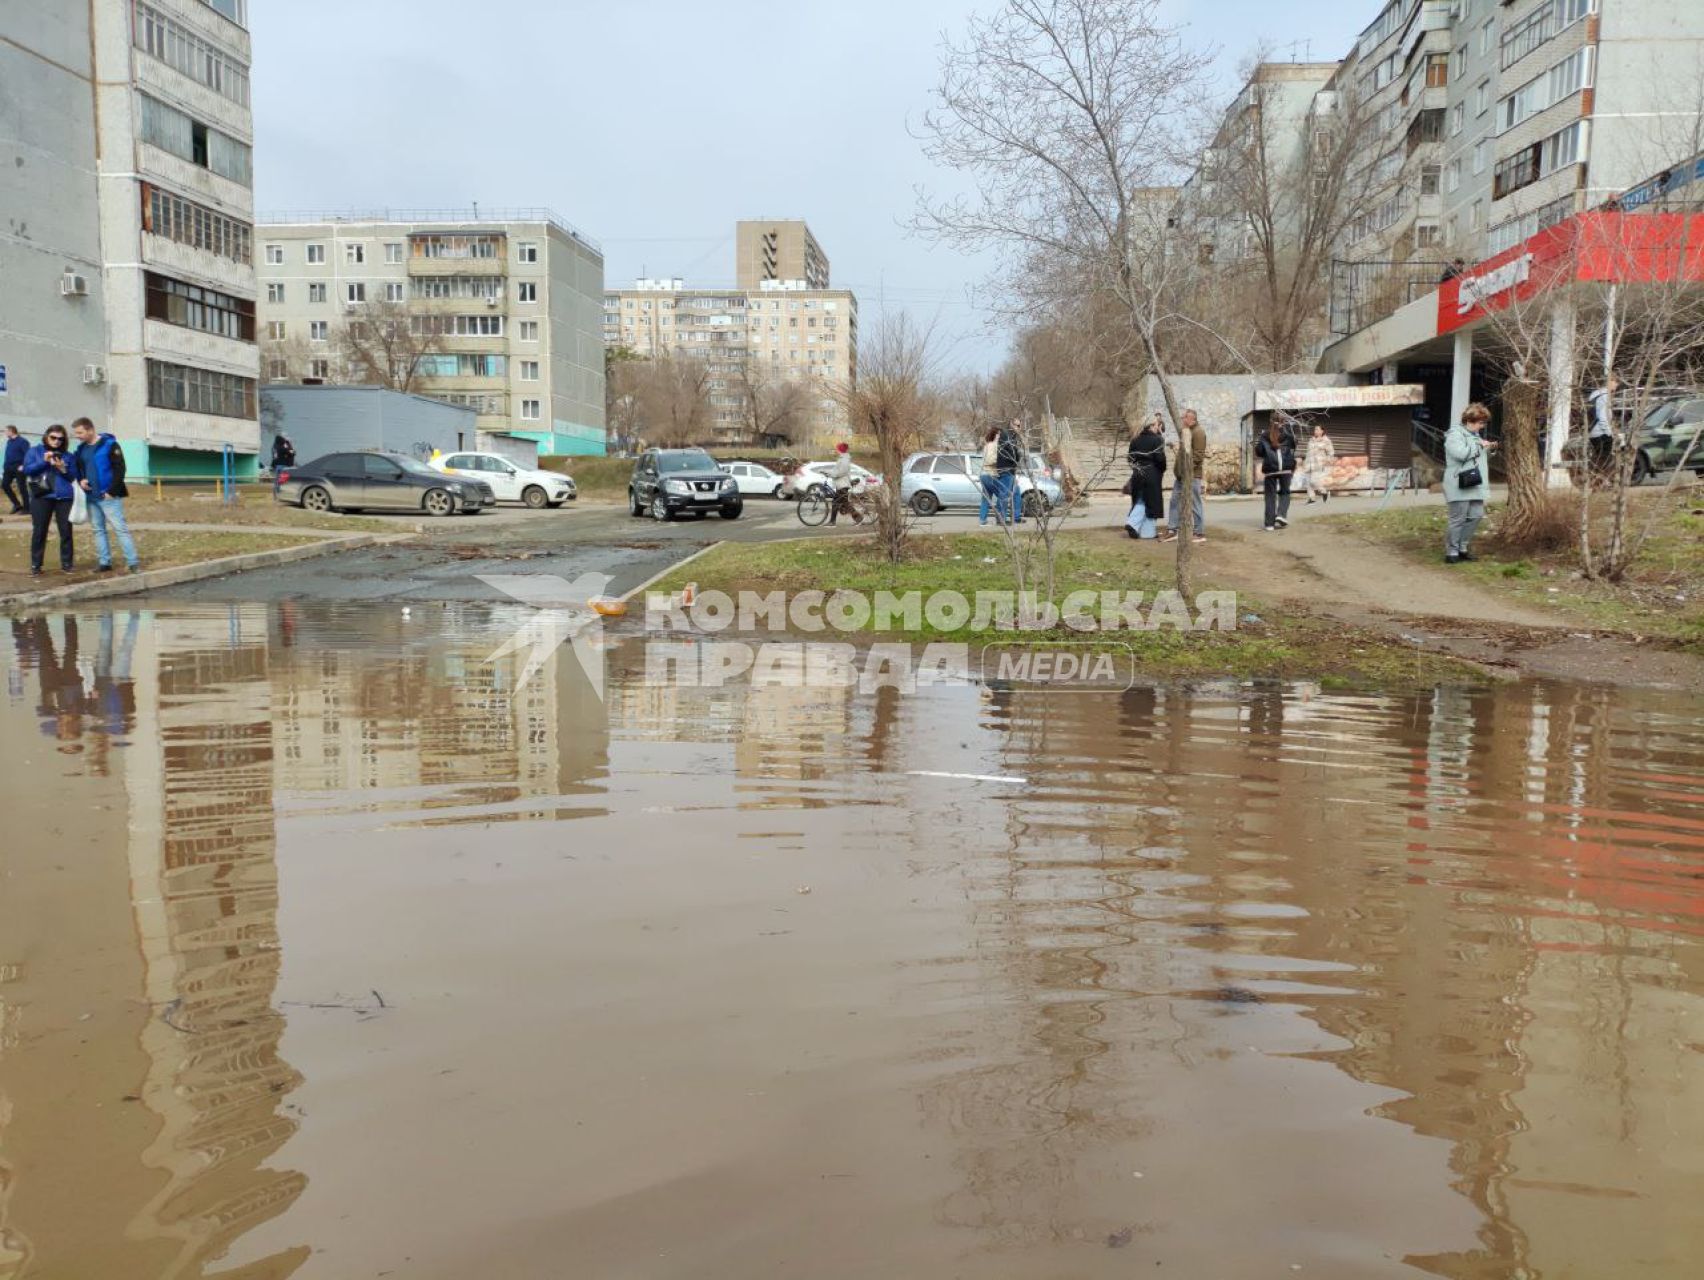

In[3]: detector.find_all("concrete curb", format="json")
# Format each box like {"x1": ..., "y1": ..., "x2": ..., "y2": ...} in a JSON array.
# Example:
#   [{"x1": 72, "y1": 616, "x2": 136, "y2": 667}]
[
  {"x1": 619, "y1": 541, "x2": 726, "y2": 603},
  {"x1": 0, "y1": 532, "x2": 409, "y2": 614}
]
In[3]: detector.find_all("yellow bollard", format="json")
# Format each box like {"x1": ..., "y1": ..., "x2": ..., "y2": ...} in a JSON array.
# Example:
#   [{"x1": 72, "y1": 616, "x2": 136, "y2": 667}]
[{"x1": 155, "y1": 477, "x2": 162, "y2": 500}]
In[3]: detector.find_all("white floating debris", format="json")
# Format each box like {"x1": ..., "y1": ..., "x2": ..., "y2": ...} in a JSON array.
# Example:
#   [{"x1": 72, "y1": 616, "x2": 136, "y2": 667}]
[{"x1": 907, "y1": 770, "x2": 1027, "y2": 785}]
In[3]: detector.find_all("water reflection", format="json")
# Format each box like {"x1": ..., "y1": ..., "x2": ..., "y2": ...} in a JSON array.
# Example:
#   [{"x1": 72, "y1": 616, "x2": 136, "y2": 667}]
[{"x1": 0, "y1": 607, "x2": 1699, "y2": 1278}]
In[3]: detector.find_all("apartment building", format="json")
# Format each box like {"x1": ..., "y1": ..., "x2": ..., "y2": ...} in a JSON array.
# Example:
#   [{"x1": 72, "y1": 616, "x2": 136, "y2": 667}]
[
  {"x1": 735, "y1": 219, "x2": 830, "y2": 291},
  {"x1": 1331, "y1": 0, "x2": 1704, "y2": 335},
  {"x1": 255, "y1": 212, "x2": 607, "y2": 456},
  {"x1": 1, "y1": 0, "x2": 259, "y2": 478}
]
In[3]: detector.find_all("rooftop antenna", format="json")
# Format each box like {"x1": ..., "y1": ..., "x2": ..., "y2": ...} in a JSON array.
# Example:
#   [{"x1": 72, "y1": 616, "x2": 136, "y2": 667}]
[{"x1": 472, "y1": 200, "x2": 479, "y2": 219}]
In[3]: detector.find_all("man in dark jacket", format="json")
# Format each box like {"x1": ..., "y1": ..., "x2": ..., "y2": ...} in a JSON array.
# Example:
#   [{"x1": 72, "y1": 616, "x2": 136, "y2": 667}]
[
  {"x1": 272, "y1": 434, "x2": 296, "y2": 470},
  {"x1": 995, "y1": 419, "x2": 1025, "y2": 524},
  {"x1": 72, "y1": 418, "x2": 141, "y2": 573},
  {"x1": 2, "y1": 425, "x2": 27, "y2": 513}
]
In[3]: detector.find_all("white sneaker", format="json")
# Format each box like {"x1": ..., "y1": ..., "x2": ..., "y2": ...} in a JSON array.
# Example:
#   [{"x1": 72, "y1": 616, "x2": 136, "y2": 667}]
[{"x1": 1275, "y1": 517, "x2": 1289, "y2": 528}]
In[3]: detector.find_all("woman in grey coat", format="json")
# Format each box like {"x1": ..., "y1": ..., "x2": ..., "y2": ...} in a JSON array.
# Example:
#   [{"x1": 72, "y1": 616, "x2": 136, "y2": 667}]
[{"x1": 1442, "y1": 402, "x2": 1497, "y2": 563}]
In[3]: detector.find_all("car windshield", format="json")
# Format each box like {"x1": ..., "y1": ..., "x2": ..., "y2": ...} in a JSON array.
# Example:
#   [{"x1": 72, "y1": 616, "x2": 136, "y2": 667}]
[
  {"x1": 1642, "y1": 403, "x2": 1680, "y2": 431},
  {"x1": 658, "y1": 452, "x2": 716, "y2": 473}
]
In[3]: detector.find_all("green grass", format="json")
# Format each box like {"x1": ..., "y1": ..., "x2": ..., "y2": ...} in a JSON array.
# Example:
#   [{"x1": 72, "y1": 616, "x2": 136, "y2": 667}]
[
  {"x1": 649, "y1": 531, "x2": 1481, "y2": 686},
  {"x1": 1335, "y1": 499, "x2": 1704, "y2": 652}
]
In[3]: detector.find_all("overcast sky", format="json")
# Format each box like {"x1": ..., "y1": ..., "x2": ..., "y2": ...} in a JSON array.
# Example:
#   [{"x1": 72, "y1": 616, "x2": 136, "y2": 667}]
[{"x1": 251, "y1": 0, "x2": 1370, "y2": 373}]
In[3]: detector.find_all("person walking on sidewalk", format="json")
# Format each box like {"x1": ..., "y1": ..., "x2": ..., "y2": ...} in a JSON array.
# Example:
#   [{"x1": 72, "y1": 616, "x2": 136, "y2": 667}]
[
  {"x1": 3, "y1": 426, "x2": 29, "y2": 514},
  {"x1": 1254, "y1": 418, "x2": 1297, "y2": 531},
  {"x1": 1443, "y1": 402, "x2": 1496, "y2": 564},
  {"x1": 22, "y1": 424, "x2": 79, "y2": 576},
  {"x1": 995, "y1": 418, "x2": 1025, "y2": 524},
  {"x1": 978, "y1": 426, "x2": 1003, "y2": 525},
  {"x1": 72, "y1": 418, "x2": 141, "y2": 574},
  {"x1": 1125, "y1": 416, "x2": 1166, "y2": 540},
  {"x1": 1302, "y1": 423, "x2": 1336, "y2": 504},
  {"x1": 1161, "y1": 409, "x2": 1207, "y2": 544},
  {"x1": 1587, "y1": 376, "x2": 1617, "y2": 482}
]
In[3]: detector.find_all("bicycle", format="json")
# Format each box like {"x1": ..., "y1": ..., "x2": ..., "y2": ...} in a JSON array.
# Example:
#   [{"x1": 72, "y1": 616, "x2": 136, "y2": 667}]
[{"x1": 796, "y1": 478, "x2": 866, "y2": 527}]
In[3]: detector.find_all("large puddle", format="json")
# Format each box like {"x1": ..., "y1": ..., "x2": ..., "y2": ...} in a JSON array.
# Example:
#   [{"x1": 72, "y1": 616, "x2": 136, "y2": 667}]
[{"x1": 1, "y1": 604, "x2": 1701, "y2": 1279}]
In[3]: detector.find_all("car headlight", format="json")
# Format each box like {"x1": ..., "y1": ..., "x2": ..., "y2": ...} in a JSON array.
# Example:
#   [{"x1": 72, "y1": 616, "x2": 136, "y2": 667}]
[
  {"x1": 720, "y1": 477, "x2": 736, "y2": 491},
  {"x1": 663, "y1": 478, "x2": 690, "y2": 494}
]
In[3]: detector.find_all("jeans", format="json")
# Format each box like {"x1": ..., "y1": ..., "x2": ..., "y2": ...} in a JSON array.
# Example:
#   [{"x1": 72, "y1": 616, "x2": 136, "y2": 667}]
[
  {"x1": 1168, "y1": 478, "x2": 1204, "y2": 535},
  {"x1": 29, "y1": 495, "x2": 74, "y2": 570},
  {"x1": 2, "y1": 466, "x2": 26, "y2": 511},
  {"x1": 1262, "y1": 473, "x2": 1292, "y2": 528},
  {"x1": 87, "y1": 495, "x2": 140, "y2": 568},
  {"x1": 997, "y1": 471, "x2": 1022, "y2": 522},
  {"x1": 978, "y1": 473, "x2": 1001, "y2": 522},
  {"x1": 1446, "y1": 499, "x2": 1485, "y2": 556}
]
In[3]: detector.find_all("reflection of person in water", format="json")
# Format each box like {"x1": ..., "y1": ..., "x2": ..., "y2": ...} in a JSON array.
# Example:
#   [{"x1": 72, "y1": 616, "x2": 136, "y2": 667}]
[
  {"x1": 24, "y1": 615, "x2": 88, "y2": 750},
  {"x1": 92, "y1": 611, "x2": 140, "y2": 743}
]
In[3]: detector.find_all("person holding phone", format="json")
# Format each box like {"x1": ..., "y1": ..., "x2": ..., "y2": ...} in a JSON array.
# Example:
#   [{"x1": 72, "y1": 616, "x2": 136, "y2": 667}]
[
  {"x1": 22, "y1": 424, "x2": 79, "y2": 576},
  {"x1": 1443, "y1": 402, "x2": 1497, "y2": 564}
]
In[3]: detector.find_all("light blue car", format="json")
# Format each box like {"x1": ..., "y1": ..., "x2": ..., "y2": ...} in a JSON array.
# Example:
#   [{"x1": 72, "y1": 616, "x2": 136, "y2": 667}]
[{"x1": 900, "y1": 451, "x2": 1063, "y2": 517}]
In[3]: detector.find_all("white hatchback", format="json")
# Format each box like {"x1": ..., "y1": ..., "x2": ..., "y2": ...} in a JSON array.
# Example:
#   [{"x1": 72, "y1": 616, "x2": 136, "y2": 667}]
[
  {"x1": 431, "y1": 452, "x2": 577, "y2": 508},
  {"x1": 718, "y1": 459, "x2": 786, "y2": 497}
]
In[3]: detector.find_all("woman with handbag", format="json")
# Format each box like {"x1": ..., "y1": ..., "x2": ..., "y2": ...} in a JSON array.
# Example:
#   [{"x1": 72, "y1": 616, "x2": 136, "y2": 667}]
[
  {"x1": 1443, "y1": 402, "x2": 1497, "y2": 564},
  {"x1": 23, "y1": 424, "x2": 79, "y2": 576},
  {"x1": 1253, "y1": 418, "x2": 1297, "y2": 531},
  {"x1": 1125, "y1": 416, "x2": 1166, "y2": 540}
]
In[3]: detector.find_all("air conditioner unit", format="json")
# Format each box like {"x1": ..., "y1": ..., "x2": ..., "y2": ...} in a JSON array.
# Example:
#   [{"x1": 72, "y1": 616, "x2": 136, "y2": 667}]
[
  {"x1": 81, "y1": 364, "x2": 106, "y2": 385},
  {"x1": 61, "y1": 273, "x2": 89, "y2": 297},
  {"x1": 486, "y1": 296, "x2": 499, "y2": 307}
]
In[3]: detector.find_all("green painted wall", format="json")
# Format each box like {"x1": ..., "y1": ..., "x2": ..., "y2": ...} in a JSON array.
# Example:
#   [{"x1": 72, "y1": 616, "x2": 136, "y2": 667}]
[{"x1": 122, "y1": 442, "x2": 260, "y2": 482}]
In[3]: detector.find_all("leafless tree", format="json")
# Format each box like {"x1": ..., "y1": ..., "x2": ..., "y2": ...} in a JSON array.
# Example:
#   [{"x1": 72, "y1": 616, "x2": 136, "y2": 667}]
[
  {"x1": 917, "y1": 0, "x2": 1218, "y2": 594},
  {"x1": 611, "y1": 353, "x2": 716, "y2": 448},
  {"x1": 837, "y1": 311, "x2": 942, "y2": 563},
  {"x1": 331, "y1": 297, "x2": 445, "y2": 393},
  {"x1": 737, "y1": 367, "x2": 816, "y2": 447}
]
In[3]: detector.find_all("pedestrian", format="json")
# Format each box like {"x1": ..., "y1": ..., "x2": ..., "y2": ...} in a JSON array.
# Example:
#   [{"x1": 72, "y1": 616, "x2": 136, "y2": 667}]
[
  {"x1": 71, "y1": 417, "x2": 141, "y2": 574},
  {"x1": 3, "y1": 425, "x2": 28, "y2": 514},
  {"x1": 1443, "y1": 401, "x2": 1496, "y2": 564},
  {"x1": 1587, "y1": 375, "x2": 1617, "y2": 481},
  {"x1": 996, "y1": 418, "x2": 1025, "y2": 524},
  {"x1": 1440, "y1": 257, "x2": 1466, "y2": 283},
  {"x1": 1161, "y1": 408, "x2": 1207, "y2": 544},
  {"x1": 1125, "y1": 415, "x2": 1166, "y2": 540},
  {"x1": 23, "y1": 423, "x2": 79, "y2": 576},
  {"x1": 977, "y1": 425, "x2": 1003, "y2": 525},
  {"x1": 271, "y1": 433, "x2": 296, "y2": 472},
  {"x1": 826, "y1": 441, "x2": 854, "y2": 526},
  {"x1": 1302, "y1": 422, "x2": 1336, "y2": 504},
  {"x1": 1254, "y1": 417, "x2": 1296, "y2": 531}
]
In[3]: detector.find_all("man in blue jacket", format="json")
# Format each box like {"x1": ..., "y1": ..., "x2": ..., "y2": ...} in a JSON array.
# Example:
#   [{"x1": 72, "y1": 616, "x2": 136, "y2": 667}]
[
  {"x1": 72, "y1": 418, "x2": 141, "y2": 574},
  {"x1": 3, "y1": 425, "x2": 28, "y2": 513}
]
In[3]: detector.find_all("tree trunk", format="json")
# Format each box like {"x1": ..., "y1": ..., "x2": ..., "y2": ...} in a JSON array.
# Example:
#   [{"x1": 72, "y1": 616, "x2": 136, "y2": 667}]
[{"x1": 1498, "y1": 378, "x2": 1547, "y2": 542}]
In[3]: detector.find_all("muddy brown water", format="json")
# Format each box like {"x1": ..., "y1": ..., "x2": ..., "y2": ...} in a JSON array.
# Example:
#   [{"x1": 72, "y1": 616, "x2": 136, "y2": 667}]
[{"x1": 1, "y1": 605, "x2": 1701, "y2": 1279}]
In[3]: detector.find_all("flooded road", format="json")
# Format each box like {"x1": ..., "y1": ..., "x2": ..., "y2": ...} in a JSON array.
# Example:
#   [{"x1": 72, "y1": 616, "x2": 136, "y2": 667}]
[{"x1": 1, "y1": 604, "x2": 1701, "y2": 1279}]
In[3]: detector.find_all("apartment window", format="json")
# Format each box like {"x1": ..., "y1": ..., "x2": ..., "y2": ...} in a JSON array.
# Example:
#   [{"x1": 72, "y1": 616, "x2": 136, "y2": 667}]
[
  {"x1": 265, "y1": 320, "x2": 286, "y2": 340},
  {"x1": 141, "y1": 185, "x2": 252, "y2": 264},
  {"x1": 520, "y1": 360, "x2": 540, "y2": 380},
  {"x1": 1420, "y1": 163, "x2": 1441, "y2": 195},
  {"x1": 309, "y1": 320, "x2": 328, "y2": 341},
  {"x1": 345, "y1": 243, "x2": 365, "y2": 265},
  {"x1": 1478, "y1": 19, "x2": 1495, "y2": 57},
  {"x1": 266, "y1": 282, "x2": 284, "y2": 304},
  {"x1": 265, "y1": 243, "x2": 283, "y2": 265},
  {"x1": 410, "y1": 234, "x2": 501, "y2": 259},
  {"x1": 409, "y1": 314, "x2": 506, "y2": 337},
  {"x1": 1493, "y1": 120, "x2": 1586, "y2": 198},
  {"x1": 308, "y1": 359, "x2": 330, "y2": 380},
  {"x1": 1501, "y1": 0, "x2": 1596, "y2": 71},
  {"x1": 520, "y1": 399, "x2": 542, "y2": 421},
  {"x1": 144, "y1": 271, "x2": 255, "y2": 342},
  {"x1": 1470, "y1": 200, "x2": 1484, "y2": 231},
  {"x1": 1446, "y1": 215, "x2": 1459, "y2": 244},
  {"x1": 306, "y1": 244, "x2": 325, "y2": 264},
  {"x1": 200, "y1": 0, "x2": 248, "y2": 25},
  {"x1": 417, "y1": 354, "x2": 508, "y2": 378},
  {"x1": 386, "y1": 282, "x2": 404, "y2": 302},
  {"x1": 384, "y1": 241, "x2": 403, "y2": 264},
  {"x1": 1445, "y1": 159, "x2": 1462, "y2": 193},
  {"x1": 1473, "y1": 139, "x2": 1488, "y2": 175},
  {"x1": 267, "y1": 358, "x2": 287, "y2": 380},
  {"x1": 146, "y1": 359, "x2": 255, "y2": 419},
  {"x1": 1450, "y1": 103, "x2": 1464, "y2": 137},
  {"x1": 1453, "y1": 45, "x2": 1467, "y2": 79},
  {"x1": 1476, "y1": 80, "x2": 1491, "y2": 116},
  {"x1": 1425, "y1": 53, "x2": 1448, "y2": 89},
  {"x1": 517, "y1": 282, "x2": 537, "y2": 303},
  {"x1": 517, "y1": 241, "x2": 539, "y2": 264},
  {"x1": 134, "y1": 4, "x2": 250, "y2": 105},
  {"x1": 409, "y1": 275, "x2": 502, "y2": 301},
  {"x1": 308, "y1": 282, "x2": 327, "y2": 303},
  {"x1": 346, "y1": 282, "x2": 366, "y2": 304},
  {"x1": 138, "y1": 94, "x2": 251, "y2": 184},
  {"x1": 1498, "y1": 47, "x2": 1593, "y2": 134}
]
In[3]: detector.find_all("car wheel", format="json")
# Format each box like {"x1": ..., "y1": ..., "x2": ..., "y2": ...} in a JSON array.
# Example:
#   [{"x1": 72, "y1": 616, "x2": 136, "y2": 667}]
[
  {"x1": 423, "y1": 488, "x2": 455, "y2": 517},
  {"x1": 650, "y1": 495, "x2": 674, "y2": 522},
  {"x1": 522, "y1": 485, "x2": 549, "y2": 509},
  {"x1": 720, "y1": 504, "x2": 743, "y2": 520},
  {"x1": 629, "y1": 488, "x2": 645, "y2": 517},
  {"x1": 910, "y1": 490, "x2": 941, "y2": 516},
  {"x1": 772, "y1": 484, "x2": 784, "y2": 499},
  {"x1": 301, "y1": 485, "x2": 334, "y2": 513},
  {"x1": 1631, "y1": 452, "x2": 1652, "y2": 485},
  {"x1": 1022, "y1": 490, "x2": 1044, "y2": 518}
]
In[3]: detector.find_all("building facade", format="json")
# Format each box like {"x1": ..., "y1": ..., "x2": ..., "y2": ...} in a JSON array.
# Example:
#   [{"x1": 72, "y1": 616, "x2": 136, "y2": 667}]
[
  {"x1": 735, "y1": 219, "x2": 830, "y2": 291},
  {"x1": 2, "y1": 0, "x2": 260, "y2": 478},
  {"x1": 254, "y1": 212, "x2": 607, "y2": 456}
]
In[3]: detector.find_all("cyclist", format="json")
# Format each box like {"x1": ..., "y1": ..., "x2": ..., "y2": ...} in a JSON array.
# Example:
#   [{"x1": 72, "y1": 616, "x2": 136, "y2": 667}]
[{"x1": 828, "y1": 442, "x2": 856, "y2": 525}]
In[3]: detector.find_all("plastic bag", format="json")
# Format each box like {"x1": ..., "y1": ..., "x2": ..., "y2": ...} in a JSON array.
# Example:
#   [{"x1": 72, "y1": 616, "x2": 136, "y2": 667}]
[{"x1": 69, "y1": 485, "x2": 88, "y2": 525}]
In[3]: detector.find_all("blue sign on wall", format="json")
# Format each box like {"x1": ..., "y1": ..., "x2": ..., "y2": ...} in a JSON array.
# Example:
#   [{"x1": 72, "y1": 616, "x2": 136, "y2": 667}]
[{"x1": 0, "y1": 363, "x2": 8, "y2": 395}]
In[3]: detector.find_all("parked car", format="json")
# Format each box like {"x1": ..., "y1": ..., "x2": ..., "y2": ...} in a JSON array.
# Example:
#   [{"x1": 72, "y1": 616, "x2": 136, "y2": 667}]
[
  {"x1": 782, "y1": 459, "x2": 884, "y2": 500},
  {"x1": 900, "y1": 452, "x2": 1063, "y2": 516},
  {"x1": 718, "y1": 459, "x2": 786, "y2": 497},
  {"x1": 275, "y1": 451, "x2": 495, "y2": 516},
  {"x1": 430, "y1": 451, "x2": 576, "y2": 507},
  {"x1": 1560, "y1": 392, "x2": 1704, "y2": 484},
  {"x1": 629, "y1": 448, "x2": 743, "y2": 521}
]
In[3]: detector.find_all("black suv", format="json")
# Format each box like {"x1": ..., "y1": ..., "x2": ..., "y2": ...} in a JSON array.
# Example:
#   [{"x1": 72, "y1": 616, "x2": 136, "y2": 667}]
[{"x1": 629, "y1": 448, "x2": 743, "y2": 521}]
